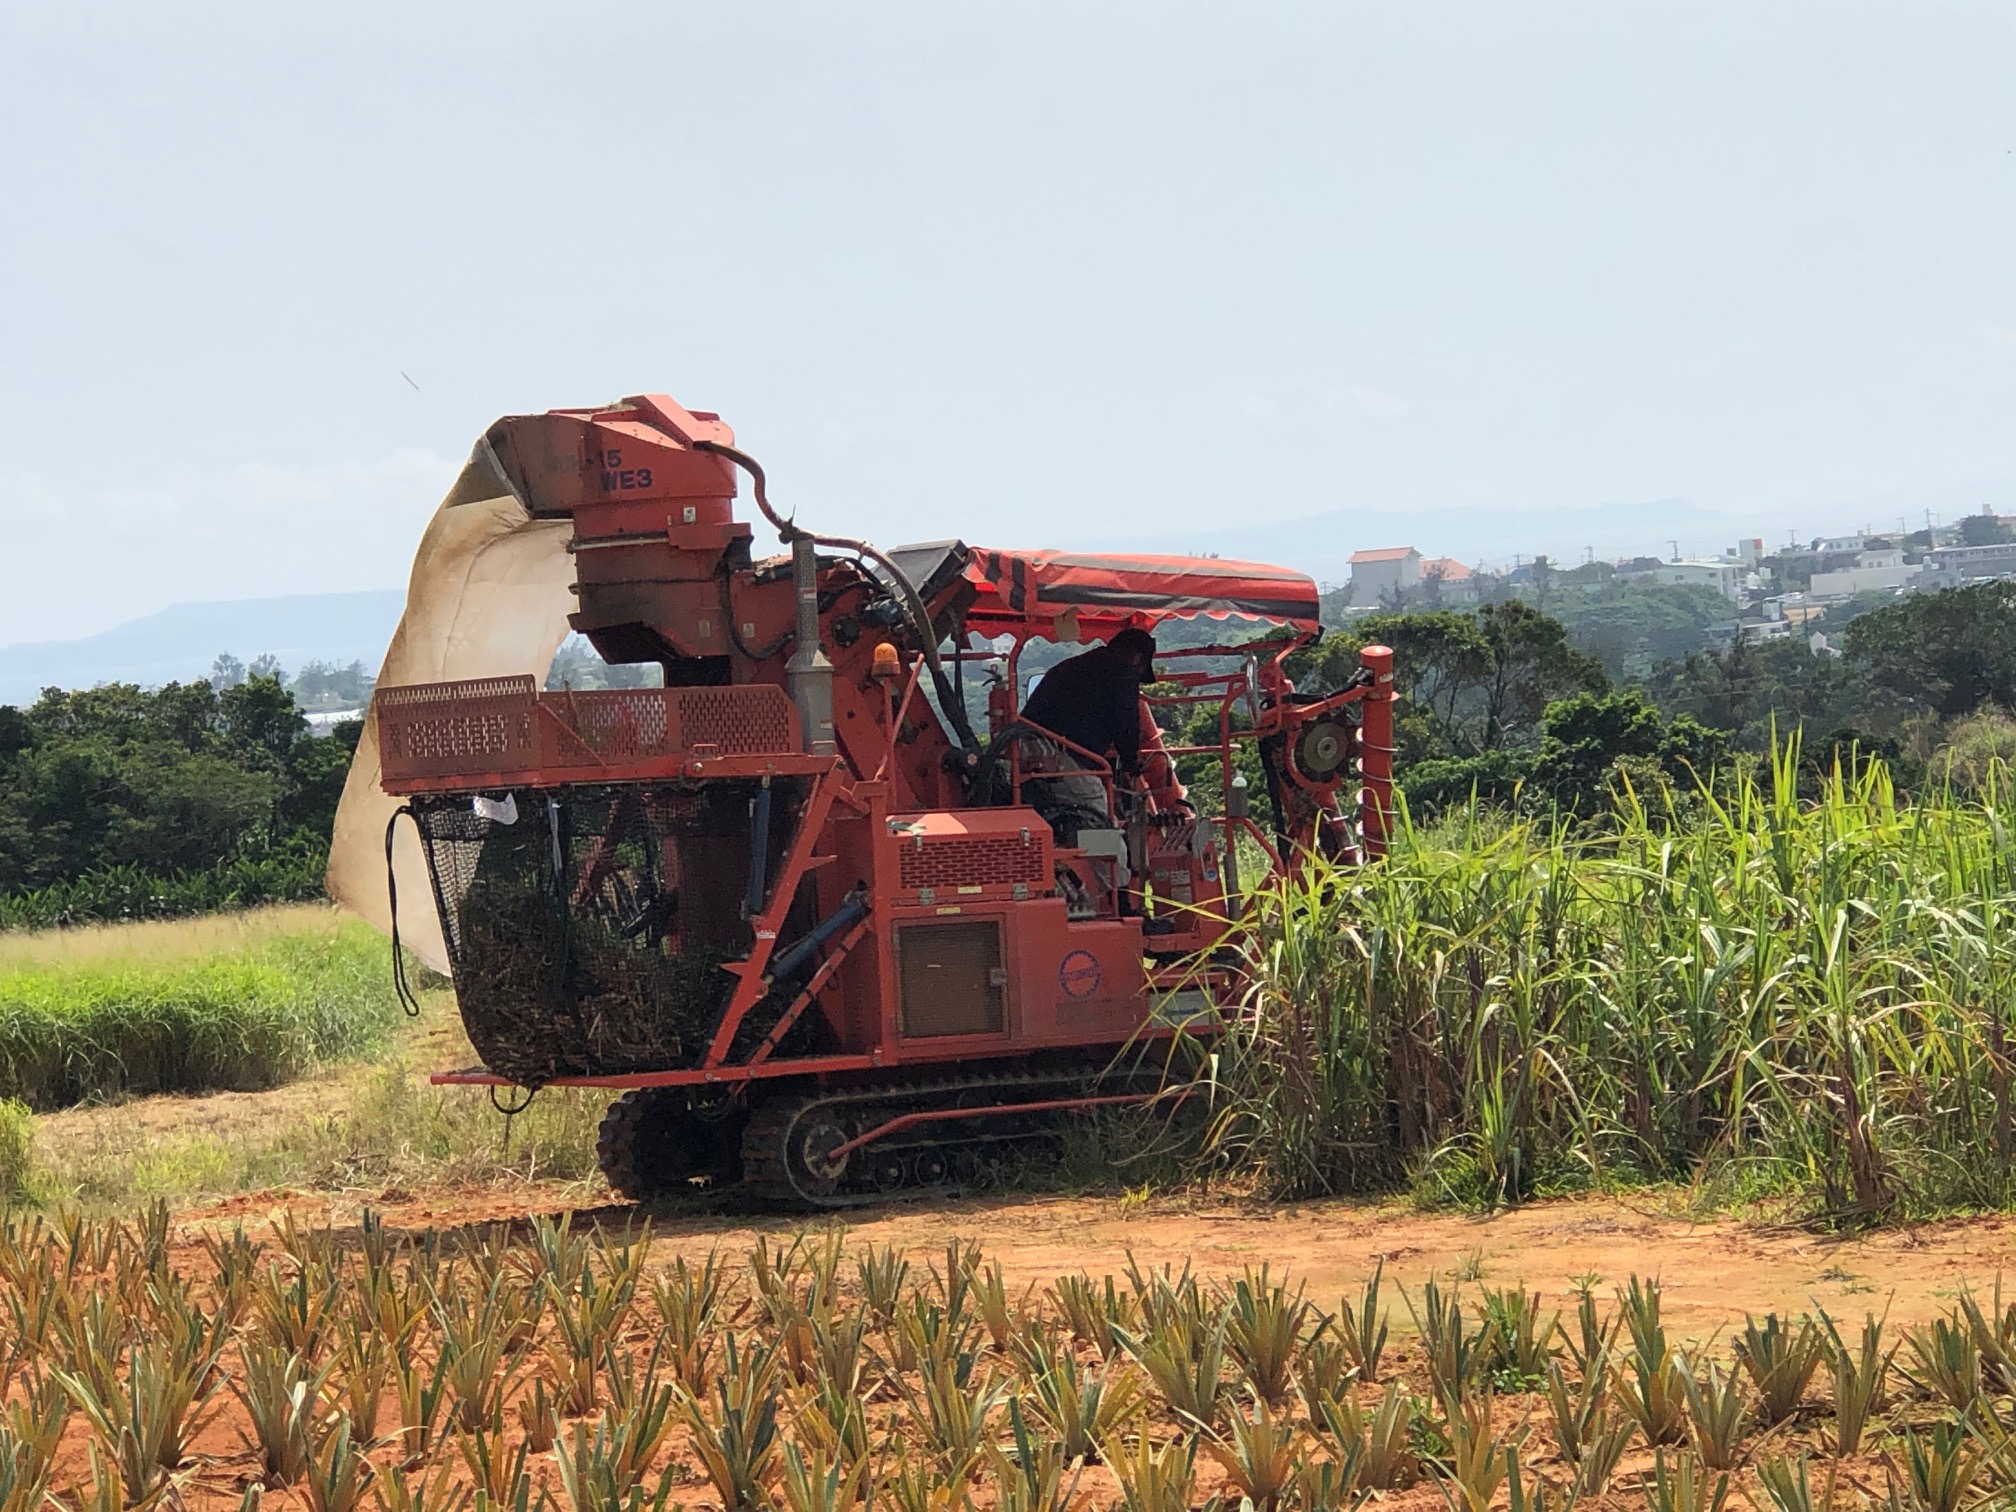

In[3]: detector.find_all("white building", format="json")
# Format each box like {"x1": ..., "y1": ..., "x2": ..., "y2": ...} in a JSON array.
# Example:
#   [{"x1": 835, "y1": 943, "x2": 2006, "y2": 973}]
[
  {"x1": 1347, "y1": 547, "x2": 1422, "y2": 605},
  {"x1": 1809, "y1": 556, "x2": 1914, "y2": 600},
  {"x1": 1735, "y1": 618, "x2": 1794, "y2": 644},
  {"x1": 1649, "y1": 559, "x2": 1743, "y2": 602},
  {"x1": 1917, "y1": 542, "x2": 2016, "y2": 590}
]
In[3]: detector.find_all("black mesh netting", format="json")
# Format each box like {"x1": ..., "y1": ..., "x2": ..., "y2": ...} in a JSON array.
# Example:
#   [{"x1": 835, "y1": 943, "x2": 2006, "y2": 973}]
[{"x1": 410, "y1": 780, "x2": 808, "y2": 1084}]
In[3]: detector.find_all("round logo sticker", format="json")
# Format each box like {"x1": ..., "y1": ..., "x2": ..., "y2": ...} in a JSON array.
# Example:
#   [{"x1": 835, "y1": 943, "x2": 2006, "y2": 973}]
[{"x1": 1058, "y1": 949, "x2": 1103, "y2": 1000}]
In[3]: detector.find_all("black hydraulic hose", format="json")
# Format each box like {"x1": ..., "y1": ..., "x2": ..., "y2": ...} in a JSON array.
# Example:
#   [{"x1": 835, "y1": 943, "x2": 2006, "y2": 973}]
[
  {"x1": 694, "y1": 439, "x2": 981, "y2": 757},
  {"x1": 954, "y1": 626, "x2": 965, "y2": 721},
  {"x1": 383, "y1": 806, "x2": 424, "y2": 1018},
  {"x1": 693, "y1": 437, "x2": 789, "y2": 537},
  {"x1": 719, "y1": 566, "x2": 794, "y2": 660}
]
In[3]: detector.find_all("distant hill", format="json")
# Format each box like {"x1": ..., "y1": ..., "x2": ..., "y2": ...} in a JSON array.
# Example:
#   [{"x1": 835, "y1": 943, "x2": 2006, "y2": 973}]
[
  {"x1": 0, "y1": 591, "x2": 405, "y2": 708},
  {"x1": 10, "y1": 478, "x2": 2006, "y2": 706}
]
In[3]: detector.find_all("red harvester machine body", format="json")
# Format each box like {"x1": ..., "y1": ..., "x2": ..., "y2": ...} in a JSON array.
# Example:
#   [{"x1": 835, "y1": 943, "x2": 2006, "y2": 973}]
[{"x1": 373, "y1": 393, "x2": 1394, "y2": 1206}]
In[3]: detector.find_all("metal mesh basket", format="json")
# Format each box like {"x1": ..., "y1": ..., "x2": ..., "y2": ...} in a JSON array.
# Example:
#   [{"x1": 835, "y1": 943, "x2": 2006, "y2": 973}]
[{"x1": 410, "y1": 779, "x2": 805, "y2": 1084}]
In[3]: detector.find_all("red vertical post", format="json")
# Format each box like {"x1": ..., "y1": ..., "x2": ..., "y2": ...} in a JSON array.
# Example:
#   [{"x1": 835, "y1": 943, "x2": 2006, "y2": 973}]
[{"x1": 1358, "y1": 644, "x2": 1395, "y2": 861}]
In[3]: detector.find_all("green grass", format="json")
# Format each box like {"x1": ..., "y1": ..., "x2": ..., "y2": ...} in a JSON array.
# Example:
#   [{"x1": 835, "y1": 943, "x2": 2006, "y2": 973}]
[
  {"x1": 1212, "y1": 745, "x2": 2016, "y2": 1225},
  {"x1": 0, "y1": 1097, "x2": 34, "y2": 1203},
  {"x1": 0, "y1": 905, "x2": 404, "y2": 1110}
]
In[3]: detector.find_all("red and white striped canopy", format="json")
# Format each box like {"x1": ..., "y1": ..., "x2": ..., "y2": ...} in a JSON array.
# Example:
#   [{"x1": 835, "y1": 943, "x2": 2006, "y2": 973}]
[{"x1": 961, "y1": 548, "x2": 1320, "y2": 635}]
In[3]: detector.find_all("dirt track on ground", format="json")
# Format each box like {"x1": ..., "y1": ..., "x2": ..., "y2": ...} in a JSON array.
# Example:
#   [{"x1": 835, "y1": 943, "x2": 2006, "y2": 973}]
[
  {"x1": 35, "y1": 1007, "x2": 2004, "y2": 1336},
  {"x1": 183, "y1": 1184, "x2": 2016, "y2": 1340}
]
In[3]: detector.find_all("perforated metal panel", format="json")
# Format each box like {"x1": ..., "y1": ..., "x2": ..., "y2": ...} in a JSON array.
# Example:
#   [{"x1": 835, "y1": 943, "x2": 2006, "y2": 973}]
[
  {"x1": 376, "y1": 677, "x2": 539, "y2": 778},
  {"x1": 376, "y1": 675, "x2": 539, "y2": 708},
  {"x1": 374, "y1": 679, "x2": 802, "y2": 785},
  {"x1": 567, "y1": 691, "x2": 673, "y2": 759},
  {"x1": 897, "y1": 837, "x2": 1048, "y2": 894},
  {"x1": 896, "y1": 921, "x2": 1006, "y2": 1038},
  {"x1": 676, "y1": 687, "x2": 798, "y2": 755}
]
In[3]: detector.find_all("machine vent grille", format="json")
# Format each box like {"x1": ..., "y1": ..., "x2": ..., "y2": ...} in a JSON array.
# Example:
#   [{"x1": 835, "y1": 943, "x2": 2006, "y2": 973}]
[
  {"x1": 676, "y1": 687, "x2": 799, "y2": 755},
  {"x1": 898, "y1": 837, "x2": 1047, "y2": 893},
  {"x1": 896, "y1": 921, "x2": 1006, "y2": 1038}
]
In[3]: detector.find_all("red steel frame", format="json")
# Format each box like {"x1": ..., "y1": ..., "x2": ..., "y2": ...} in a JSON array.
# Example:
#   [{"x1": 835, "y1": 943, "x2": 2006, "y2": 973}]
[{"x1": 420, "y1": 638, "x2": 1395, "y2": 1107}]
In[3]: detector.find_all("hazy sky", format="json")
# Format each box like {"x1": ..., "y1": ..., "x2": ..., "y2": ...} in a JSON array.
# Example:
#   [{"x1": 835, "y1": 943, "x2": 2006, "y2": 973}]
[{"x1": 2, "y1": 2, "x2": 2011, "y2": 644}]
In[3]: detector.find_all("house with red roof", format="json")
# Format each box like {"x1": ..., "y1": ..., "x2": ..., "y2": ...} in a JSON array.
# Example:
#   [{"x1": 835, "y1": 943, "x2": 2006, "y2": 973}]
[
  {"x1": 1419, "y1": 556, "x2": 1478, "y2": 603},
  {"x1": 1346, "y1": 547, "x2": 1482, "y2": 606}
]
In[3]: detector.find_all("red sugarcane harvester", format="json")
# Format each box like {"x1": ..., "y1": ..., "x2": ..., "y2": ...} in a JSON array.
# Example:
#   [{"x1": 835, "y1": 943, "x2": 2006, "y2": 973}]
[{"x1": 371, "y1": 393, "x2": 1394, "y2": 1207}]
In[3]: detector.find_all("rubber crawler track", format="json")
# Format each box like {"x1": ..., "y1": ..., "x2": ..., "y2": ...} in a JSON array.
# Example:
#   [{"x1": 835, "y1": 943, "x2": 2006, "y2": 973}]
[
  {"x1": 596, "y1": 1087, "x2": 745, "y2": 1199},
  {"x1": 595, "y1": 1090, "x2": 652, "y2": 1201},
  {"x1": 739, "y1": 1067, "x2": 1171, "y2": 1210}
]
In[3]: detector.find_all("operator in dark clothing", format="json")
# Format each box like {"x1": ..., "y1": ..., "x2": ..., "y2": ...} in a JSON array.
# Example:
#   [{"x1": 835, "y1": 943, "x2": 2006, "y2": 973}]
[
  {"x1": 1020, "y1": 628, "x2": 1157, "y2": 773},
  {"x1": 1017, "y1": 627, "x2": 1159, "y2": 840}
]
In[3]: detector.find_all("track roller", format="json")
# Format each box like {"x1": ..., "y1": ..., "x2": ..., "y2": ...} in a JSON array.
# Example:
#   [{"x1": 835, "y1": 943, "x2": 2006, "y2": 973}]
[
  {"x1": 738, "y1": 1067, "x2": 1182, "y2": 1210},
  {"x1": 739, "y1": 1097, "x2": 857, "y2": 1205}
]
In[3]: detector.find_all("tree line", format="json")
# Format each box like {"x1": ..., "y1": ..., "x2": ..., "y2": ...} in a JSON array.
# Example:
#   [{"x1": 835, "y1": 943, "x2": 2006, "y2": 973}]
[
  {"x1": 0, "y1": 677, "x2": 359, "y2": 928},
  {"x1": 209, "y1": 654, "x2": 375, "y2": 711},
  {"x1": 7, "y1": 580, "x2": 2013, "y2": 927},
  {"x1": 1280, "y1": 580, "x2": 2016, "y2": 815}
]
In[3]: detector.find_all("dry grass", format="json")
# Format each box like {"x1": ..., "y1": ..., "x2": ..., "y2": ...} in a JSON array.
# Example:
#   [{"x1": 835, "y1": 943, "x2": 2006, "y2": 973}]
[
  {"x1": 0, "y1": 903, "x2": 608, "y2": 1211},
  {"x1": 24, "y1": 1000, "x2": 611, "y2": 1213},
  {"x1": 0, "y1": 903, "x2": 348, "y2": 971}
]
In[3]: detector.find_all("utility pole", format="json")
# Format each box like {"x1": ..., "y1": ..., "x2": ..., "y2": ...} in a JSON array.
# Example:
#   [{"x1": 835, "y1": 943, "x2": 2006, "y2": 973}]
[{"x1": 1668, "y1": 539, "x2": 1680, "y2": 561}]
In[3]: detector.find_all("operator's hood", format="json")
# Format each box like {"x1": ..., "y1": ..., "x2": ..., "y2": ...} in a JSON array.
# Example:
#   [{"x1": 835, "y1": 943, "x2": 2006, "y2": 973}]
[{"x1": 324, "y1": 442, "x2": 574, "y2": 974}]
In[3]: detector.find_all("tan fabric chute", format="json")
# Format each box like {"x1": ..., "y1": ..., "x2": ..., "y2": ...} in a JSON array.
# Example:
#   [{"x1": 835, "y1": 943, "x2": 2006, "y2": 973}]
[{"x1": 324, "y1": 446, "x2": 574, "y2": 974}]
